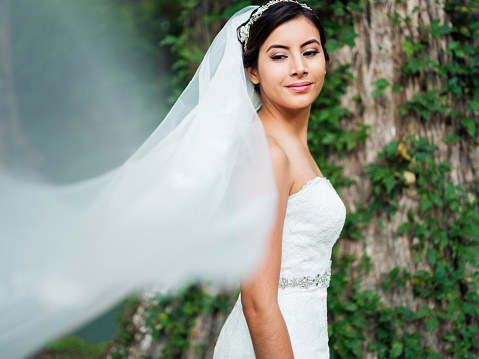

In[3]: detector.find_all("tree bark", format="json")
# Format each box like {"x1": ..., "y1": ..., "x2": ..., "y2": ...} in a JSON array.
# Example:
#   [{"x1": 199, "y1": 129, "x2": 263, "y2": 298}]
[{"x1": 332, "y1": 0, "x2": 475, "y2": 356}]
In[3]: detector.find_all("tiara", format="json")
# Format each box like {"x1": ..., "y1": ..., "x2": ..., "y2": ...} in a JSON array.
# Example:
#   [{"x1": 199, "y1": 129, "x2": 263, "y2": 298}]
[{"x1": 238, "y1": 0, "x2": 314, "y2": 52}]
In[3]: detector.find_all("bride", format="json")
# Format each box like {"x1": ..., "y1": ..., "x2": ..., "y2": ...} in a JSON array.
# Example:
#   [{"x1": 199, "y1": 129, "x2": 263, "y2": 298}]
[
  {"x1": 0, "y1": 1, "x2": 345, "y2": 358},
  {"x1": 214, "y1": 1, "x2": 346, "y2": 358}
]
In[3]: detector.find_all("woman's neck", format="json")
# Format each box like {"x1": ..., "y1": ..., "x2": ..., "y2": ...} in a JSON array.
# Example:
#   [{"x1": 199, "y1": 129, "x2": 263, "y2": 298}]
[{"x1": 257, "y1": 103, "x2": 311, "y2": 149}]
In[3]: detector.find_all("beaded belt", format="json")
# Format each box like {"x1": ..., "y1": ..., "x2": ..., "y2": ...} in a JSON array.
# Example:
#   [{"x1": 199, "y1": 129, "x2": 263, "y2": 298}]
[{"x1": 279, "y1": 263, "x2": 332, "y2": 290}]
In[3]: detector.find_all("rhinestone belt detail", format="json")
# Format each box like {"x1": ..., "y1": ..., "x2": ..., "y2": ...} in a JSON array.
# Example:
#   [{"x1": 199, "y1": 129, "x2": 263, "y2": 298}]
[{"x1": 279, "y1": 263, "x2": 332, "y2": 290}]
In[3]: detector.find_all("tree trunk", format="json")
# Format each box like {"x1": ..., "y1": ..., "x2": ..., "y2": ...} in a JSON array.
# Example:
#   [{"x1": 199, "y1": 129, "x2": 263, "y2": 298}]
[{"x1": 332, "y1": 0, "x2": 476, "y2": 356}]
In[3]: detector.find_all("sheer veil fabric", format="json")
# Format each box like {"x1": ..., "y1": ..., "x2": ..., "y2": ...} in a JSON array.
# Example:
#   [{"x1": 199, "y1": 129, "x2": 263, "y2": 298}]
[{"x1": 0, "y1": 6, "x2": 276, "y2": 358}]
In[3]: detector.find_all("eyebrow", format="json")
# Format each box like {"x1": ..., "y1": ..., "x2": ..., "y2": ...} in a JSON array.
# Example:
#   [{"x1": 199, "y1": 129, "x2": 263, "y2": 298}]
[{"x1": 266, "y1": 39, "x2": 320, "y2": 52}]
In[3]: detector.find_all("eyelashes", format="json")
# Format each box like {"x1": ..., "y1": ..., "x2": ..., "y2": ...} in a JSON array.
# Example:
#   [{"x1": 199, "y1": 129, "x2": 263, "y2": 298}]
[
  {"x1": 304, "y1": 50, "x2": 319, "y2": 56},
  {"x1": 270, "y1": 50, "x2": 320, "y2": 61}
]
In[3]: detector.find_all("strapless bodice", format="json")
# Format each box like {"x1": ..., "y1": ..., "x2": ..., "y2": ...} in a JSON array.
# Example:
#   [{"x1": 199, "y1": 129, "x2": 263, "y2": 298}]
[
  {"x1": 279, "y1": 176, "x2": 347, "y2": 290},
  {"x1": 213, "y1": 176, "x2": 347, "y2": 358}
]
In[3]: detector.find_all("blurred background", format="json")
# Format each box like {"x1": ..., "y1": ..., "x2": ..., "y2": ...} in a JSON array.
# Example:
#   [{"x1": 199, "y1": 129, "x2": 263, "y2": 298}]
[
  {"x1": 1, "y1": 0, "x2": 179, "y2": 182},
  {"x1": 1, "y1": 0, "x2": 478, "y2": 358}
]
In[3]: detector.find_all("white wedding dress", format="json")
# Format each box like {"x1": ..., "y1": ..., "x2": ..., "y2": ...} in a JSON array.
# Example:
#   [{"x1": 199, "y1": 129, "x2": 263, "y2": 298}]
[{"x1": 214, "y1": 176, "x2": 347, "y2": 358}]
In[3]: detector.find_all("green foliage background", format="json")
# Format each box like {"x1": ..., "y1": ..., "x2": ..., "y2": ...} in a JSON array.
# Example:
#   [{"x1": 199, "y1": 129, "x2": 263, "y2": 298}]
[{"x1": 28, "y1": 0, "x2": 479, "y2": 358}]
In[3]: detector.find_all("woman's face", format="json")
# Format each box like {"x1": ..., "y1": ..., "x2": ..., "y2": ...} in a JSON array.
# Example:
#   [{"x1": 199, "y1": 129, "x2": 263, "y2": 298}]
[{"x1": 247, "y1": 16, "x2": 326, "y2": 111}]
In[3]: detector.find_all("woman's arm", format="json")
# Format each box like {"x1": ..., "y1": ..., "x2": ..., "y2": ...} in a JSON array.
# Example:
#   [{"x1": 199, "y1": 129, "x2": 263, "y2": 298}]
[{"x1": 240, "y1": 137, "x2": 294, "y2": 359}]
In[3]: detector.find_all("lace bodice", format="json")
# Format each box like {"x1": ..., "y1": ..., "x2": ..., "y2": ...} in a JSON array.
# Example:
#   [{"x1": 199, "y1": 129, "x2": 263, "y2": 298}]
[
  {"x1": 214, "y1": 176, "x2": 347, "y2": 358},
  {"x1": 280, "y1": 176, "x2": 346, "y2": 285}
]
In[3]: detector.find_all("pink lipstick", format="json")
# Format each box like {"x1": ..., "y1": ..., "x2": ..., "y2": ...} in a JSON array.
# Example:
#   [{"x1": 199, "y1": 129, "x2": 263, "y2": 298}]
[{"x1": 286, "y1": 82, "x2": 312, "y2": 92}]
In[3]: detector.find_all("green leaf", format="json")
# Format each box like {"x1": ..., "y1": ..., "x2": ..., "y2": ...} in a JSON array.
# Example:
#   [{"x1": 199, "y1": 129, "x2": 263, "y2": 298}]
[
  {"x1": 454, "y1": 48, "x2": 466, "y2": 57},
  {"x1": 402, "y1": 41, "x2": 414, "y2": 56},
  {"x1": 389, "y1": 339, "x2": 404, "y2": 358},
  {"x1": 460, "y1": 117, "x2": 476, "y2": 137},
  {"x1": 430, "y1": 193, "x2": 443, "y2": 207},
  {"x1": 345, "y1": 302, "x2": 358, "y2": 311},
  {"x1": 397, "y1": 222, "x2": 411, "y2": 234},
  {"x1": 442, "y1": 334, "x2": 456, "y2": 342},
  {"x1": 441, "y1": 134, "x2": 460, "y2": 144},
  {"x1": 421, "y1": 197, "x2": 432, "y2": 212},
  {"x1": 346, "y1": 2, "x2": 364, "y2": 13},
  {"x1": 389, "y1": 267, "x2": 400, "y2": 279},
  {"x1": 429, "y1": 21, "x2": 452, "y2": 40},
  {"x1": 407, "y1": 210, "x2": 414, "y2": 222},
  {"x1": 396, "y1": 306, "x2": 416, "y2": 319},
  {"x1": 416, "y1": 305, "x2": 430, "y2": 319},
  {"x1": 426, "y1": 249, "x2": 436, "y2": 266},
  {"x1": 372, "y1": 78, "x2": 391, "y2": 98},
  {"x1": 327, "y1": 39, "x2": 339, "y2": 53},
  {"x1": 382, "y1": 278, "x2": 392, "y2": 292},
  {"x1": 426, "y1": 315, "x2": 439, "y2": 334},
  {"x1": 339, "y1": 30, "x2": 359, "y2": 48},
  {"x1": 448, "y1": 41, "x2": 460, "y2": 50}
]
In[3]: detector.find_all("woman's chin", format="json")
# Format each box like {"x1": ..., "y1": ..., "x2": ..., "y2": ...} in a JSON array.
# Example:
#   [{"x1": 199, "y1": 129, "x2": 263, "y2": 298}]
[
  {"x1": 283, "y1": 97, "x2": 317, "y2": 111},
  {"x1": 280, "y1": 89, "x2": 322, "y2": 110}
]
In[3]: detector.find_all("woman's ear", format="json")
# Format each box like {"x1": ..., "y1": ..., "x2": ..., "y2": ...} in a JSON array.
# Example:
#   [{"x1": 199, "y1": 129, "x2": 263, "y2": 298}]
[{"x1": 246, "y1": 67, "x2": 260, "y2": 85}]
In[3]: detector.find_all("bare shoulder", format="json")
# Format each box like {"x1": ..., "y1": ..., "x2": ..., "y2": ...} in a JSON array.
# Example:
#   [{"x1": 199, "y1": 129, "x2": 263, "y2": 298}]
[
  {"x1": 266, "y1": 137, "x2": 289, "y2": 175},
  {"x1": 265, "y1": 136, "x2": 291, "y2": 197}
]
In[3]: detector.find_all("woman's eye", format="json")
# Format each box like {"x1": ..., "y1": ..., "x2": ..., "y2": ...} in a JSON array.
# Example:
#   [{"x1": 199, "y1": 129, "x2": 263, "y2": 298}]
[
  {"x1": 304, "y1": 50, "x2": 319, "y2": 56},
  {"x1": 271, "y1": 54, "x2": 287, "y2": 60}
]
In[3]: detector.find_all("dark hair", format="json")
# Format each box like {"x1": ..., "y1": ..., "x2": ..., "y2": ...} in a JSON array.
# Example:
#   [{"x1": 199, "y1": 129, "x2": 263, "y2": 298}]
[{"x1": 237, "y1": 1, "x2": 330, "y2": 93}]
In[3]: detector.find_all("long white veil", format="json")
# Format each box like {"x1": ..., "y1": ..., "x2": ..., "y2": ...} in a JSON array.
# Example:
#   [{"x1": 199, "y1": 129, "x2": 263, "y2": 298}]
[{"x1": 0, "y1": 6, "x2": 277, "y2": 358}]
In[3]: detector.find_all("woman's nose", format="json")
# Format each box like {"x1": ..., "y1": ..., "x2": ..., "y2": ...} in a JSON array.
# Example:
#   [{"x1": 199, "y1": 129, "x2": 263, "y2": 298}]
[{"x1": 290, "y1": 54, "x2": 308, "y2": 76}]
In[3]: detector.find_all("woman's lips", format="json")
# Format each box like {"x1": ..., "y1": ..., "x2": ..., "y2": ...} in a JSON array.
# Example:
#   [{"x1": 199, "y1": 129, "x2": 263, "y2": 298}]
[{"x1": 286, "y1": 82, "x2": 312, "y2": 92}]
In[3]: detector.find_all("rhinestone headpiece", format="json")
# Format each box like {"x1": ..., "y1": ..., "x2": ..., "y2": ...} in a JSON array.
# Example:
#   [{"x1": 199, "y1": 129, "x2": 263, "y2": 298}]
[{"x1": 238, "y1": 0, "x2": 314, "y2": 52}]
